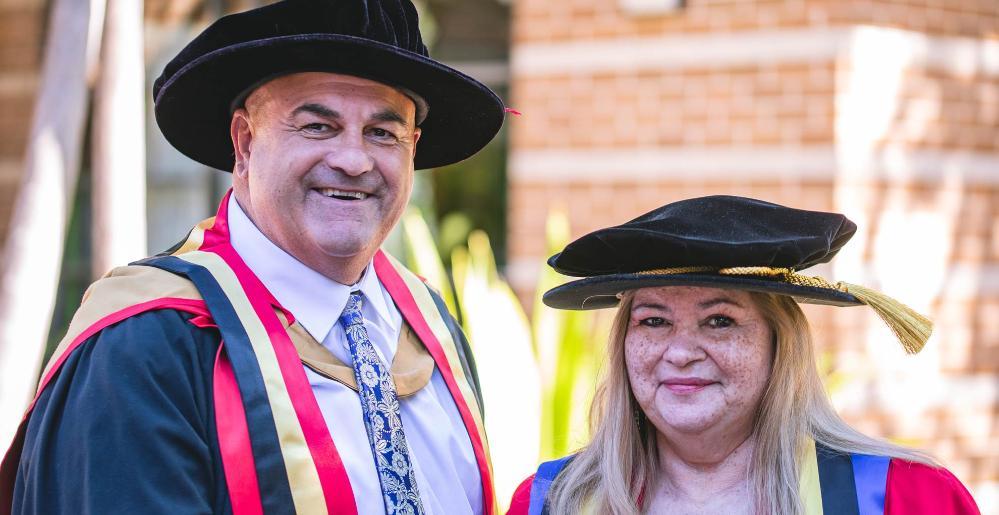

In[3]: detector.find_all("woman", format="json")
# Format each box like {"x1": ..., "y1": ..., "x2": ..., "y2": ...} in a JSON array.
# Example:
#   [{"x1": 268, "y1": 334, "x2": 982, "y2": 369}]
[{"x1": 508, "y1": 196, "x2": 979, "y2": 515}]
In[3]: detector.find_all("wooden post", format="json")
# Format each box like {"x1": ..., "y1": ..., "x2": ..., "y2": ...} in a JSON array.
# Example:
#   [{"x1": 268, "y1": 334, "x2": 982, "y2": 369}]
[
  {"x1": 92, "y1": 0, "x2": 147, "y2": 278},
  {"x1": 0, "y1": 0, "x2": 105, "y2": 446}
]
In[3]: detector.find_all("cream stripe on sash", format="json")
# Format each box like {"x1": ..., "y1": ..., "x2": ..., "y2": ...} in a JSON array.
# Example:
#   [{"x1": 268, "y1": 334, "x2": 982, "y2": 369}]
[{"x1": 179, "y1": 251, "x2": 327, "y2": 514}]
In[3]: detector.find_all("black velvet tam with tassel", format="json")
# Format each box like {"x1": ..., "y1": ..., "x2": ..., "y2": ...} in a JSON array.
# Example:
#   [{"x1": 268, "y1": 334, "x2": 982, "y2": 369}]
[
  {"x1": 544, "y1": 196, "x2": 864, "y2": 310},
  {"x1": 153, "y1": 0, "x2": 504, "y2": 171}
]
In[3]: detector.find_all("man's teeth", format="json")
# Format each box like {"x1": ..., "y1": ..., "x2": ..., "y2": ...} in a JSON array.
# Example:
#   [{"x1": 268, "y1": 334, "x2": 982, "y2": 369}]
[{"x1": 318, "y1": 188, "x2": 368, "y2": 200}]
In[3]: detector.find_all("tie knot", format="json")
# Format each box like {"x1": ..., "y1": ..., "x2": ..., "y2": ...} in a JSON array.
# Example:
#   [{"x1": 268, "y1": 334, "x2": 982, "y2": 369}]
[{"x1": 339, "y1": 291, "x2": 364, "y2": 327}]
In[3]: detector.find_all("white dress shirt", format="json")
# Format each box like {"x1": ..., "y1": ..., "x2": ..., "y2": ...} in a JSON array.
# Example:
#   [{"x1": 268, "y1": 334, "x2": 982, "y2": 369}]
[{"x1": 228, "y1": 199, "x2": 482, "y2": 515}]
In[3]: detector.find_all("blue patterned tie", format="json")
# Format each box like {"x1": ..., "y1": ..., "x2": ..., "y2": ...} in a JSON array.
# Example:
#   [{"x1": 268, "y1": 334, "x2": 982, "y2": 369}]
[{"x1": 338, "y1": 292, "x2": 425, "y2": 515}]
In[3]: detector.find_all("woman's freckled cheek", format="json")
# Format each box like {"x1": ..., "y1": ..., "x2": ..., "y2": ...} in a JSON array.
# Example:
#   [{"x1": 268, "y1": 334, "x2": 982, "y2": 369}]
[
  {"x1": 716, "y1": 325, "x2": 771, "y2": 404},
  {"x1": 626, "y1": 332, "x2": 664, "y2": 404}
]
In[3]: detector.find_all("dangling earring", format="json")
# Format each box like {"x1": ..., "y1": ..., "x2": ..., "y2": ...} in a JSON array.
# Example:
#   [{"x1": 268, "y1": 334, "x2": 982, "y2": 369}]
[{"x1": 633, "y1": 406, "x2": 645, "y2": 430}]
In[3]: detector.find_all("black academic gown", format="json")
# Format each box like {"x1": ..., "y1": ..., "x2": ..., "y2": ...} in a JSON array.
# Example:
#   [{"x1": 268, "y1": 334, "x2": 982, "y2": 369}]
[{"x1": 13, "y1": 310, "x2": 232, "y2": 514}]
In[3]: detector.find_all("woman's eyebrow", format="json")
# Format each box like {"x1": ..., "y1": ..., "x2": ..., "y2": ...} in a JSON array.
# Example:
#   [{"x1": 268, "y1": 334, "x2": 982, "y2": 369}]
[
  {"x1": 632, "y1": 302, "x2": 669, "y2": 312},
  {"x1": 698, "y1": 297, "x2": 744, "y2": 309}
]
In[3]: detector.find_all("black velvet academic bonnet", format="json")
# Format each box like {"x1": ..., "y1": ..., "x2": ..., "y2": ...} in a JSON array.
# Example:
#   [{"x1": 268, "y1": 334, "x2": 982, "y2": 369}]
[
  {"x1": 153, "y1": 0, "x2": 505, "y2": 171},
  {"x1": 543, "y1": 196, "x2": 932, "y2": 354}
]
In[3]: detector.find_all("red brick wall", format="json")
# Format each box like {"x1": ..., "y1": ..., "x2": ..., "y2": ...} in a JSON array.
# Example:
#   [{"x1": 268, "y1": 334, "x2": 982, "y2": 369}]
[
  {"x1": 514, "y1": 0, "x2": 999, "y2": 42},
  {"x1": 512, "y1": 64, "x2": 836, "y2": 149}
]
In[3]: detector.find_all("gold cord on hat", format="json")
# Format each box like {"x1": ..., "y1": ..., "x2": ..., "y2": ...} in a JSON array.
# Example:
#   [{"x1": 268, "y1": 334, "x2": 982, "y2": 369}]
[{"x1": 635, "y1": 266, "x2": 932, "y2": 354}]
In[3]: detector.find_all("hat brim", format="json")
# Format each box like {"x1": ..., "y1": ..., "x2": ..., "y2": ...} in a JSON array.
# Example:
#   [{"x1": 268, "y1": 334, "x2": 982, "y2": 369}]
[
  {"x1": 542, "y1": 272, "x2": 863, "y2": 310},
  {"x1": 154, "y1": 34, "x2": 504, "y2": 171}
]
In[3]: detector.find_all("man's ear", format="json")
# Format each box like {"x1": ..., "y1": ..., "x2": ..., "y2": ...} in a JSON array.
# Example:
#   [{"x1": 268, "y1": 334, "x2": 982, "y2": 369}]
[
  {"x1": 230, "y1": 108, "x2": 253, "y2": 178},
  {"x1": 411, "y1": 127, "x2": 421, "y2": 158}
]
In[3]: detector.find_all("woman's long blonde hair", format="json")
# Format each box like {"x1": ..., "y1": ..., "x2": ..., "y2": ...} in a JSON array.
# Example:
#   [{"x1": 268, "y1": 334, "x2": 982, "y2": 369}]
[{"x1": 547, "y1": 291, "x2": 932, "y2": 515}]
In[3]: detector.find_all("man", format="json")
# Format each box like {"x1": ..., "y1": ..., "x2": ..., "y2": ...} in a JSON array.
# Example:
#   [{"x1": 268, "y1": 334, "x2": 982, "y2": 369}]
[{"x1": 0, "y1": 1, "x2": 505, "y2": 513}]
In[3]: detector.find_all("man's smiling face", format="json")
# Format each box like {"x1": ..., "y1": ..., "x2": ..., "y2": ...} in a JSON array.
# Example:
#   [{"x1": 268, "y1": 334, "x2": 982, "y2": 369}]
[{"x1": 230, "y1": 72, "x2": 420, "y2": 282}]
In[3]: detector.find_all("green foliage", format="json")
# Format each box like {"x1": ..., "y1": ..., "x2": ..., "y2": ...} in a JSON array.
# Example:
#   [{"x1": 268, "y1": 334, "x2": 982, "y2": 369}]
[
  {"x1": 531, "y1": 208, "x2": 605, "y2": 460},
  {"x1": 430, "y1": 126, "x2": 508, "y2": 266},
  {"x1": 401, "y1": 207, "x2": 458, "y2": 316}
]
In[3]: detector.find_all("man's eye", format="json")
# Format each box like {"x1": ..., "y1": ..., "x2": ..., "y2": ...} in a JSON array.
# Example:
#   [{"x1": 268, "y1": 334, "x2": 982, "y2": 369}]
[
  {"x1": 705, "y1": 315, "x2": 734, "y2": 328},
  {"x1": 301, "y1": 123, "x2": 331, "y2": 133},
  {"x1": 369, "y1": 127, "x2": 398, "y2": 140},
  {"x1": 639, "y1": 317, "x2": 666, "y2": 327}
]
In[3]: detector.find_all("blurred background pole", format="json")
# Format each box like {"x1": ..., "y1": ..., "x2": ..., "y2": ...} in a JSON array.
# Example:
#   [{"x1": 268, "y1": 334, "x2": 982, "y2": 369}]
[
  {"x1": 0, "y1": 0, "x2": 105, "y2": 447},
  {"x1": 92, "y1": 0, "x2": 147, "y2": 278}
]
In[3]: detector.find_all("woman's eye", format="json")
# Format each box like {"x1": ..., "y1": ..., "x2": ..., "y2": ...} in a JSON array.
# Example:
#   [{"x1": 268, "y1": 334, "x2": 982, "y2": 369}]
[
  {"x1": 639, "y1": 317, "x2": 666, "y2": 327},
  {"x1": 705, "y1": 315, "x2": 735, "y2": 328}
]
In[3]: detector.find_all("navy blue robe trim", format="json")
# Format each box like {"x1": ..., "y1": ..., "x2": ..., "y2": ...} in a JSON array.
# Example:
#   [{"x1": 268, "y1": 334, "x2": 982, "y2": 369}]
[
  {"x1": 816, "y1": 443, "x2": 861, "y2": 514},
  {"x1": 140, "y1": 256, "x2": 296, "y2": 514}
]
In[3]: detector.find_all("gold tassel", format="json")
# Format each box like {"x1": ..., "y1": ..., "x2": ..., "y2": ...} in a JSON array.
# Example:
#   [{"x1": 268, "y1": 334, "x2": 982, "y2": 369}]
[{"x1": 840, "y1": 282, "x2": 933, "y2": 354}]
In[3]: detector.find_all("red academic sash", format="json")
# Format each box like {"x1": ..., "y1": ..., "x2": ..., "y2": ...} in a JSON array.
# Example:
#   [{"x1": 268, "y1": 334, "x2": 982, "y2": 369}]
[{"x1": 1, "y1": 191, "x2": 495, "y2": 514}]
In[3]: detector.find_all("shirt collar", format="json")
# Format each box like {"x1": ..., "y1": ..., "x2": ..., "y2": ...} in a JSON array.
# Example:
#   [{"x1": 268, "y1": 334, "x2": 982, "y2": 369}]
[{"x1": 226, "y1": 196, "x2": 396, "y2": 343}]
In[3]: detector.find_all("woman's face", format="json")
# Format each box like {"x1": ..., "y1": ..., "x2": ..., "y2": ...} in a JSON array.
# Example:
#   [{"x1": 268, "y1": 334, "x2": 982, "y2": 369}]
[{"x1": 625, "y1": 286, "x2": 774, "y2": 439}]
